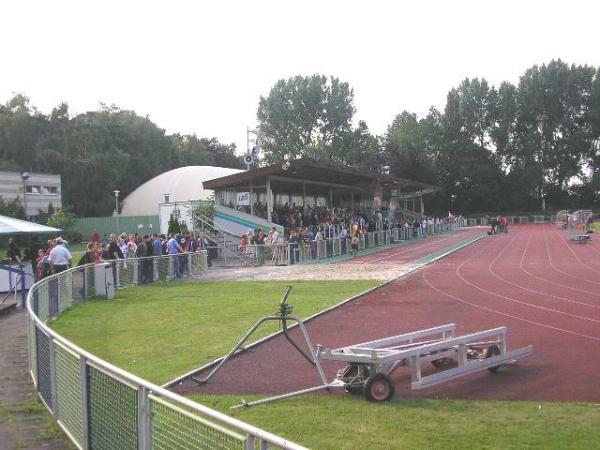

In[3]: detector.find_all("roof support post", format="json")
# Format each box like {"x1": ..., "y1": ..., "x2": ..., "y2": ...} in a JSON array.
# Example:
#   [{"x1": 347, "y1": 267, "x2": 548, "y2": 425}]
[
  {"x1": 250, "y1": 180, "x2": 254, "y2": 215},
  {"x1": 302, "y1": 181, "x2": 306, "y2": 209},
  {"x1": 420, "y1": 193, "x2": 424, "y2": 216},
  {"x1": 266, "y1": 177, "x2": 272, "y2": 223},
  {"x1": 329, "y1": 187, "x2": 333, "y2": 208}
]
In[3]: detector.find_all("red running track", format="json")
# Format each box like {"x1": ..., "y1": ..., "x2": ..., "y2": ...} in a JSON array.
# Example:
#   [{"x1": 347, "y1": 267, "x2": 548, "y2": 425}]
[
  {"x1": 337, "y1": 228, "x2": 484, "y2": 265},
  {"x1": 175, "y1": 224, "x2": 600, "y2": 402}
]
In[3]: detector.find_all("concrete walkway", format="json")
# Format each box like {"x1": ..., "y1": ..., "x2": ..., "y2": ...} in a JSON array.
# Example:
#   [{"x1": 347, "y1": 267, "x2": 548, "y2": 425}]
[{"x1": 0, "y1": 306, "x2": 73, "y2": 449}]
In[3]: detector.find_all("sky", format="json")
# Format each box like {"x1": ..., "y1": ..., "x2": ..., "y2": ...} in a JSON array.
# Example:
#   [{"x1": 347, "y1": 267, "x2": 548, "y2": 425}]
[{"x1": 2, "y1": 0, "x2": 599, "y2": 156}]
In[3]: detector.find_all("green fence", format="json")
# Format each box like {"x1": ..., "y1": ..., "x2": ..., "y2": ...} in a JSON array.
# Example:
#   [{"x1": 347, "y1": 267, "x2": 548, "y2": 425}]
[{"x1": 73, "y1": 215, "x2": 159, "y2": 239}]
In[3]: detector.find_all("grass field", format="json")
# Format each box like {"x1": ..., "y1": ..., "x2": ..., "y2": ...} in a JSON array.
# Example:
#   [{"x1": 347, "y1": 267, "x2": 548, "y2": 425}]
[
  {"x1": 50, "y1": 280, "x2": 380, "y2": 384},
  {"x1": 192, "y1": 395, "x2": 600, "y2": 450}
]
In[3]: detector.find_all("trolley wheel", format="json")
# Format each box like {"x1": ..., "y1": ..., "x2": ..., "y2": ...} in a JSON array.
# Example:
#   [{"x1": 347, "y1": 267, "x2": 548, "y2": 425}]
[
  {"x1": 486, "y1": 344, "x2": 501, "y2": 373},
  {"x1": 364, "y1": 373, "x2": 395, "y2": 402},
  {"x1": 431, "y1": 357, "x2": 451, "y2": 369}
]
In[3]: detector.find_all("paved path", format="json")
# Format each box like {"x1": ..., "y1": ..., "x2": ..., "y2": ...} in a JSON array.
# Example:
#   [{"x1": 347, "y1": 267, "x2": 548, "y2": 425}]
[{"x1": 0, "y1": 307, "x2": 73, "y2": 450}]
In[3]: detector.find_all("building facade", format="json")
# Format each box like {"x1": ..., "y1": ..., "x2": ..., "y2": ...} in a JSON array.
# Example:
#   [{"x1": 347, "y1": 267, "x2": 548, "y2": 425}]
[{"x1": 0, "y1": 171, "x2": 62, "y2": 217}]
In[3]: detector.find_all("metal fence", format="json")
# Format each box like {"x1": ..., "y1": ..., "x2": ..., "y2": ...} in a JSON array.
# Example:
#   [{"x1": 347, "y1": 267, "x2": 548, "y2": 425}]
[
  {"x1": 245, "y1": 219, "x2": 466, "y2": 266},
  {"x1": 465, "y1": 214, "x2": 555, "y2": 226},
  {"x1": 26, "y1": 251, "x2": 307, "y2": 450}
]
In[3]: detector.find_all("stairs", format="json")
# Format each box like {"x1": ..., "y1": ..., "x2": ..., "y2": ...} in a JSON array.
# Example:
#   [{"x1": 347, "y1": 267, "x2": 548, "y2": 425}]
[{"x1": 195, "y1": 214, "x2": 258, "y2": 267}]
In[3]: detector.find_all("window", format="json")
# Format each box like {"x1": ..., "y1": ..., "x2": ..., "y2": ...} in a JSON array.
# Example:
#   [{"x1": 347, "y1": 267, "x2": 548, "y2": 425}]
[
  {"x1": 26, "y1": 185, "x2": 41, "y2": 194},
  {"x1": 44, "y1": 186, "x2": 59, "y2": 195}
]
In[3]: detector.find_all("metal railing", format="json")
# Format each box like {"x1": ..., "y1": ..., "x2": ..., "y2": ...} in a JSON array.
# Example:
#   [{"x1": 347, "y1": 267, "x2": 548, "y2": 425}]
[
  {"x1": 243, "y1": 219, "x2": 465, "y2": 266},
  {"x1": 26, "y1": 251, "x2": 307, "y2": 450}
]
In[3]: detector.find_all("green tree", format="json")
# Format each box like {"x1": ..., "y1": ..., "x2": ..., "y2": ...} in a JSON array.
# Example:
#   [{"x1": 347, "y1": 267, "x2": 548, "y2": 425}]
[
  {"x1": 257, "y1": 75, "x2": 355, "y2": 163},
  {"x1": 0, "y1": 197, "x2": 26, "y2": 219},
  {"x1": 167, "y1": 213, "x2": 181, "y2": 235},
  {"x1": 383, "y1": 111, "x2": 436, "y2": 184}
]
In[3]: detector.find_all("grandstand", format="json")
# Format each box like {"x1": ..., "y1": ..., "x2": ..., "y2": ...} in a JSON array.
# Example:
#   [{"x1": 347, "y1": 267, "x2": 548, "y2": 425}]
[{"x1": 202, "y1": 158, "x2": 438, "y2": 237}]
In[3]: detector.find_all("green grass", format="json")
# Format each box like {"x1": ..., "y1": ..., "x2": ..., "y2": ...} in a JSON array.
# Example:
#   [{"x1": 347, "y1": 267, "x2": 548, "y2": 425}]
[
  {"x1": 50, "y1": 280, "x2": 380, "y2": 384},
  {"x1": 192, "y1": 395, "x2": 600, "y2": 450}
]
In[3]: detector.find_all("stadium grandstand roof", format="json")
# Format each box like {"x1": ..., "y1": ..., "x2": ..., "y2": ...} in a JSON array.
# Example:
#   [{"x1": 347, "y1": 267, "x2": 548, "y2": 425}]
[
  {"x1": 120, "y1": 166, "x2": 244, "y2": 216},
  {"x1": 203, "y1": 158, "x2": 438, "y2": 194}
]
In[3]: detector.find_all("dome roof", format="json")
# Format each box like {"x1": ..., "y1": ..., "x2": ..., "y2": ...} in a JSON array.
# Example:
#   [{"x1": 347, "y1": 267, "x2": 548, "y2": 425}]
[{"x1": 120, "y1": 166, "x2": 244, "y2": 216}]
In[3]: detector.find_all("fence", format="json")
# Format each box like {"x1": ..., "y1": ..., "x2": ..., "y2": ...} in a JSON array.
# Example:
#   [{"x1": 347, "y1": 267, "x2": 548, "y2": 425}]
[
  {"x1": 26, "y1": 251, "x2": 307, "y2": 450},
  {"x1": 465, "y1": 214, "x2": 555, "y2": 226},
  {"x1": 245, "y1": 219, "x2": 465, "y2": 266},
  {"x1": 72, "y1": 215, "x2": 160, "y2": 240}
]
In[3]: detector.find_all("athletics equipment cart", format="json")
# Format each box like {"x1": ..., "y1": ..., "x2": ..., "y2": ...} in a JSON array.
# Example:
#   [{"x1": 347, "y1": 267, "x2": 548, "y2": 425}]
[
  {"x1": 556, "y1": 210, "x2": 569, "y2": 229},
  {"x1": 193, "y1": 287, "x2": 533, "y2": 408},
  {"x1": 568, "y1": 210, "x2": 592, "y2": 243}
]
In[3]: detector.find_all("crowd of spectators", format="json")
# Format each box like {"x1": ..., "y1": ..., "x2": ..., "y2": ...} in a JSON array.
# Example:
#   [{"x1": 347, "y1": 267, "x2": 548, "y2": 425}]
[
  {"x1": 4, "y1": 230, "x2": 214, "y2": 283},
  {"x1": 236, "y1": 202, "x2": 461, "y2": 252}
]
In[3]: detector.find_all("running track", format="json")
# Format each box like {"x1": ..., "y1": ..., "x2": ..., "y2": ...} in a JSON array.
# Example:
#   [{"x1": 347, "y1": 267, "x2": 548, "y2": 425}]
[{"x1": 176, "y1": 224, "x2": 600, "y2": 402}]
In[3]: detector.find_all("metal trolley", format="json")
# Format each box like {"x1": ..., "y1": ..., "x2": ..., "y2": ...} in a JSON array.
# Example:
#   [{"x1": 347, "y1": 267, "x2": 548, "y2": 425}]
[{"x1": 194, "y1": 288, "x2": 533, "y2": 408}]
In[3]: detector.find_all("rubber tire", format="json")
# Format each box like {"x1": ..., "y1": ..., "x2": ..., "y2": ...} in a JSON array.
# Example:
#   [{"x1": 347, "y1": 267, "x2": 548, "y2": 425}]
[
  {"x1": 486, "y1": 344, "x2": 501, "y2": 373},
  {"x1": 364, "y1": 373, "x2": 395, "y2": 402}
]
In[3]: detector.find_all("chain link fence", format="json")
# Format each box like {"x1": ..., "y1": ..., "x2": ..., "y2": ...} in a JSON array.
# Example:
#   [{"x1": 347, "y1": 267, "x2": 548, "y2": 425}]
[{"x1": 27, "y1": 251, "x2": 307, "y2": 450}]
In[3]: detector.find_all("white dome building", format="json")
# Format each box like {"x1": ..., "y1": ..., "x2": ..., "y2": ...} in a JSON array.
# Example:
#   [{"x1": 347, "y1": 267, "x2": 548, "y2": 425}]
[{"x1": 120, "y1": 166, "x2": 244, "y2": 217}]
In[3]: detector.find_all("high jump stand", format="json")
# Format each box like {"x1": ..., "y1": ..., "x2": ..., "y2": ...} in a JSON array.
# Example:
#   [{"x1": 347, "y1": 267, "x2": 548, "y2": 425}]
[{"x1": 191, "y1": 286, "x2": 329, "y2": 393}]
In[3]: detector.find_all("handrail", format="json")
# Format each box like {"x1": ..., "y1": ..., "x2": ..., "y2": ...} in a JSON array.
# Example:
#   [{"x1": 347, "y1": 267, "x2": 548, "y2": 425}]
[{"x1": 26, "y1": 253, "x2": 306, "y2": 450}]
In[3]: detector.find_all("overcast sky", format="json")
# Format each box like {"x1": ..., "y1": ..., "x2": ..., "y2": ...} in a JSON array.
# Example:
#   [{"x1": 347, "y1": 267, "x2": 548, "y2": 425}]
[{"x1": 2, "y1": 0, "x2": 599, "y2": 155}]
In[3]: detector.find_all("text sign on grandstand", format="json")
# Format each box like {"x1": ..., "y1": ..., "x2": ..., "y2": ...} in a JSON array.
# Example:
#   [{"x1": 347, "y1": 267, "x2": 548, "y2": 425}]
[{"x1": 237, "y1": 192, "x2": 250, "y2": 205}]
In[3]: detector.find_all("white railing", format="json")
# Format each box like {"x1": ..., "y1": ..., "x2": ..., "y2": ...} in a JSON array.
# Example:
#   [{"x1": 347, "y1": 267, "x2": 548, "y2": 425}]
[
  {"x1": 241, "y1": 219, "x2": 465, "y2": 266},
  {"x1": 26, "y1": 251, "x2": 307, "y2": 450}
]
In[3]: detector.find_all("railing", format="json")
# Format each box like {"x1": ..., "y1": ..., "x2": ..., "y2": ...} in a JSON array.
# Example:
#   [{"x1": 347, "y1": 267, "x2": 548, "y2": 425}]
[
  {"x1": 26, "y1": 251, "x2": 307, "y2": 450},
  {"x1": 465, "y1": 214, "x2": 555, "y2": 226},
  {"x1": 243, "y1": 219, "x2": 465, "y2": 266}
]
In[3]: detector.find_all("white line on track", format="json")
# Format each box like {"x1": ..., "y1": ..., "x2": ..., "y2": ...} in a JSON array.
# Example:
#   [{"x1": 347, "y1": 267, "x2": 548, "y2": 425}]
[
  {"x1": 422, "y1": 244, "x2": 600, "y2": 342},
  {"x1": 352, "y1": 235, "x2": 452, "y2": 264},
  {"x1": 456, "y1": 234, "x2": 600, "y2": 324},
  {"x1": 554, "y1": 226, "x2": 600, "y2": 277},
  {"x1": 518, "y1": 230, "x2": 600, "y2": 298},
  {"x1": 486, "y1": 233, "x2": 600, "y2": 310},
  {"x1": 543, "y1": 228, "x2": 600, "y2": 286}
]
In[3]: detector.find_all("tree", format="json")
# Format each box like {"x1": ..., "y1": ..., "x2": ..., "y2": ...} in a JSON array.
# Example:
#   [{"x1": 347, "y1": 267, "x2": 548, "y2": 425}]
[
  {"x1": 167, "y1": 213, "x2": 181, "y2": 235},
  {"x1": 257, "y1": 75, "x2": 355, "y2": 163},
  {"x1": 0, "y1": 197, "x2": 26, "y2": 219},
  {"x1": 383, "y1": 111, "x2": 436, "y2": 184}
]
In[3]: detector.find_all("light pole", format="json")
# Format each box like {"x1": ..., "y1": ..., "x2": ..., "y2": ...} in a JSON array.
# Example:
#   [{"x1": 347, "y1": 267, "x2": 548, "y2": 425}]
[
  {"x1": 114, "y1": 190, "x2": 120, "y2": 234},
  {"x1": 21, "y1": 172, "x2": 30, "y2": 219}
]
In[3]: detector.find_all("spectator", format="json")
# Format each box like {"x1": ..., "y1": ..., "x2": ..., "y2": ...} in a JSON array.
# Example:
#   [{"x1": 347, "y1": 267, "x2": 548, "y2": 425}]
[
  {"x1": 167, "y1": 234, "x2": 183, "y2": 278},
  {"x1": 7, "y1": 238, "x2": 22, "y2": 264},
  {"x1": 107, "y1": 234, "x2": 124, "y2": 260},
  {"x1": 48, "y1": 238, "x2": 72, "y2": 274}
]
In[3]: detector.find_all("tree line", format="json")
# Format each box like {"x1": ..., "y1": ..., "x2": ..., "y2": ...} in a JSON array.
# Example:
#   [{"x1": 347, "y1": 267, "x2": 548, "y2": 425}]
[
  {"x1": 2, "y1": 59, "x2": 599, "y2": 220},
  {"x1": 257, "y1": 60, "x2": 600, "y2": 214},
  {"x1": 0, "y1": 98, "x2": 244, "y2": 217}
]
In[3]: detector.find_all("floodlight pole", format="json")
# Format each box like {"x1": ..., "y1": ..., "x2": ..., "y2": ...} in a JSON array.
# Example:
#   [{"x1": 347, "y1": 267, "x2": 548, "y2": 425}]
[
  {"x1": 21, "y1": 172, "x2": 30, "y2": 219},
  {"x1": 114, "y1": 190, "x2": 120, "y2": 234}
]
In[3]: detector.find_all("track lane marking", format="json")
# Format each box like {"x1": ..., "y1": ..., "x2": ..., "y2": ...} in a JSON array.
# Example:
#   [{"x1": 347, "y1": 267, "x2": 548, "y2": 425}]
[
  {"x1": 455, "y1": 234, "x2": 600, "y2": 324},
  {"x1": 486, "y1": 232, "x2": 600, "y2": 310},
  {"x1": 422, "y1": 243, "x2": 600, "y2": 342}
]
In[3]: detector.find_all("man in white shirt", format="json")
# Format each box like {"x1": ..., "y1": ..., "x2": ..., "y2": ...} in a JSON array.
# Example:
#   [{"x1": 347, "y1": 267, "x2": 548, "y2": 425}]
[
  {"x1": 49, "y1": 238, "x2": 72, "y2": 273},
  {"x1": 270, "y1": 226, "x2": 280, "y2": 244}
]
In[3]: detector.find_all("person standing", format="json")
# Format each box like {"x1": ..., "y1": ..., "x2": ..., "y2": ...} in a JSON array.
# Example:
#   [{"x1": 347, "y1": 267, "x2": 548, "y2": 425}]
[
  {"x1": 167, "y1": 234, "x2": 183, "y2": 278},
  {"x1": 29, "y1": 234, "x2": 42, "y2": 274},
  {"x1": 48, "y1": 238, "x2": 72, "y2": 274},
  {"x1": 7, "y1": 237, "x2": 22, "y2": 264}
]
